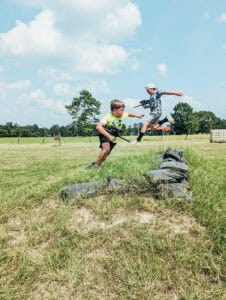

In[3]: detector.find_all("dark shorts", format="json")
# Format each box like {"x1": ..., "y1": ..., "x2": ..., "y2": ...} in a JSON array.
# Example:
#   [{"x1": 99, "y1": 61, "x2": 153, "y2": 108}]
[{"x1": 99, "y1": 134, "x2": 117, "y2": 153}]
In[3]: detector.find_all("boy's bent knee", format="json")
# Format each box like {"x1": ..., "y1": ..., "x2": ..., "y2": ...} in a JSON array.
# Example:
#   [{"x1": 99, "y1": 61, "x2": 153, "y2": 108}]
[{"x1": 102, "y1": 149, "x2": 110, "y2": 155}]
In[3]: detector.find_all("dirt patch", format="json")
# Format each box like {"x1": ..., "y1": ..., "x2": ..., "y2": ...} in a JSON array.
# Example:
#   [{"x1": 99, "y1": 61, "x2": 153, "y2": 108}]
[
  {"x1": 69, "y1": 206, "x2": 204, "y2": 237},
  {"x1": 135, "y1": 211, "x2": 156, "y2": 224},
  {"x1": 69, "y1": 207, "x2": 106, "y2": 231}
]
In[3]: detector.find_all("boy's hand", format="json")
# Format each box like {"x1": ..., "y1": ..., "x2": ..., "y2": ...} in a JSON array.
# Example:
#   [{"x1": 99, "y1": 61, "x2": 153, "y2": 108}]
[
  {"x1": 138, "y1": 114, "x2": 145, "y2": 118},
  {"x1": 177, "y1": 91, "x2": 183, "y2": 96},
  {"x1": 108, "y1": 135, "x2": 116, "y2": 142}
]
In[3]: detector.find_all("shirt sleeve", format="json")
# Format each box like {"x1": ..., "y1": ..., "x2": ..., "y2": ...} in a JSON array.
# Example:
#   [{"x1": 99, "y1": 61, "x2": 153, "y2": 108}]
[
  {"x1": 156, "y1": 90, "x2": 163, "y2": 98},
  {"x1": 122, "y1": 112, "x2": 129, "y2": 120},
  {"x1": 100, "y1": 113, "x2": 109, "y2": 125}
]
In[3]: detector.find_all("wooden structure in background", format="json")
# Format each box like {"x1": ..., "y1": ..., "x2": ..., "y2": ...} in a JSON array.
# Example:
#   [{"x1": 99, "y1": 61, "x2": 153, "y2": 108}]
[{"x1": 210, "y1": 129, "x2": 226, "y2": 143}]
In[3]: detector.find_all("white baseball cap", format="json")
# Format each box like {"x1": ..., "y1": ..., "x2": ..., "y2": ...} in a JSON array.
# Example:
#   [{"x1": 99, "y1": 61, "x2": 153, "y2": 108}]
[{"x1": 145, "y1": 83, "x2": 156, "y2": 89}]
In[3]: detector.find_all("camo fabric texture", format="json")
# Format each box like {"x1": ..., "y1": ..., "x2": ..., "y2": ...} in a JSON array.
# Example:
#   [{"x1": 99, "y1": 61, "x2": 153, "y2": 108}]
[{"x1": 60, "y1": 149, "x2": 192, "y2": 203}]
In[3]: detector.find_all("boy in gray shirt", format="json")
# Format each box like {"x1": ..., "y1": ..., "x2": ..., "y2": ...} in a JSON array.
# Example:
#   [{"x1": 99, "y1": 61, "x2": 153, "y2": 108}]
[{"x1": 136, "y1": 83, "x2": 183, "y2": 143}]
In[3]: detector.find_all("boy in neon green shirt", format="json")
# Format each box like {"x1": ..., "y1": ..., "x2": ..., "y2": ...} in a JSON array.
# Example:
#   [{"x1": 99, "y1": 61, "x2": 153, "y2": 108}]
[{"x1": 87, "y1": 99, "x2": 144, "y2": 169}]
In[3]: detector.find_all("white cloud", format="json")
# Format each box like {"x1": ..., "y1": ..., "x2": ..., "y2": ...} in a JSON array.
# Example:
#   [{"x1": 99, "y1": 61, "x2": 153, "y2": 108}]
[
  {"x1": 53, "y1": 83, "x2": 72, "y2": 96},
  {"x1": 181, "y1": 96, "x2": 202, "y2": 110},
  {"x1": 0, "y1": 77, "x2": 72, "y2": 125},
  {"x1": 0, "y1": 1, "x2": 141, "y2": 74},
  {"x1": 102, "y1": 2, "x2": 141, "y2": 40},
  {"x1": 8, "y1": 80, "x2": 32, "y2": 90},
  {"x1": 218, "y1": 13, "x2": 226, "y2": 22},
  {"x1": 0, "y1": 1, "x2": 142, "y2": 125},
  {"x1": 0, "y1": 10, "x2": 61, "y2": 57},
  {"x1": 76, "y1": 43, "x2": 128, "y2": 74},
  {"x1": 123, "y1": 97, "x2": 138, "y2": 108},
  {"x1": 17, "y1": 89, "x2": 67, "y2": 114},
  {"x1": 157, "y1": 63, "x2": 167, "y2": 76},
  {"x1": 0, "y1": 79, "x2": 31, "y2": 100},
  {"x1": 74, "y1": 80, "x2": 109, "y2": 96},
  {"x1": 38, "y1": 68, "x2": 75, "y2": 85}
]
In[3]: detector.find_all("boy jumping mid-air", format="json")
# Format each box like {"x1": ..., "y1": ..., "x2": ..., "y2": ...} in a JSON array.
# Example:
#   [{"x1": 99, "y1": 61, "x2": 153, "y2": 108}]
[
  {"x1": 135, "y1": 83, "x2": 183, "y2": 143},
  {"x1": 87, "y1": 99, "x2": 144, "y2": 169}
]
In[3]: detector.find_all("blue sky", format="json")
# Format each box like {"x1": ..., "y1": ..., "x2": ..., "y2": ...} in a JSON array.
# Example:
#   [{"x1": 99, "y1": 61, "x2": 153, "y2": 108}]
[{"x1": 0, "y1": 0, "x2": 226, "y2": 127}]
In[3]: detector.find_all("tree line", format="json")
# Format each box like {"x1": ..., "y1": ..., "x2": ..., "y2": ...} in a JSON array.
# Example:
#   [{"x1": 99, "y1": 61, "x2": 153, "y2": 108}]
[{"x1": 0, "y1": 90, "x2": 225, "y2": 137}]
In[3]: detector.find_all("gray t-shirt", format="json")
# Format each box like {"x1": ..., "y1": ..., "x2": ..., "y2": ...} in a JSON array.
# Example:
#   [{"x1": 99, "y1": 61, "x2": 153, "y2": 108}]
[{"x1": 148, "y1": 90, "x2": 163, "y2": 111}]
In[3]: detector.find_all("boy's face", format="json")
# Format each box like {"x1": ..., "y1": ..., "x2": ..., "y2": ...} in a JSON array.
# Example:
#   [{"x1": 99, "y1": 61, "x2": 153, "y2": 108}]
[
  {"x1": 146, "y1": 88, "x2": 155, "y2": 95},
  {"x1": 112, "y1": 106, "x2": 124, "y2": 117}
]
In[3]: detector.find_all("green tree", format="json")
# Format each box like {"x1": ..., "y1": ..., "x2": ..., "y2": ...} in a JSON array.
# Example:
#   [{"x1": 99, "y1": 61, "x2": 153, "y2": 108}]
[
  {"x1": 0, "y1": 126, "x2": 8, "y2": 137},
  {"x1": 220, "y1": 119, "x2": 226, "y2": 129},
  {"x1": 172, "y1": 102, "x2": 199, "y2": 134},
  {"x1": 49, "y1": 124, "x2": 60, "y2": 136},
  {"x1": 195, "y1": 111, "x2": 221, "y2": 133},
  {"x1": 65, "y1": 90, "x2": 101, "y2": 136}
]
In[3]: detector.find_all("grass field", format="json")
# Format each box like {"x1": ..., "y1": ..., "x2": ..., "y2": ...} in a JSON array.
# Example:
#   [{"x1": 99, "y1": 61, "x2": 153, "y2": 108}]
[{"x1": 0, "y1": 134, "x2": 225, "y2": 299}]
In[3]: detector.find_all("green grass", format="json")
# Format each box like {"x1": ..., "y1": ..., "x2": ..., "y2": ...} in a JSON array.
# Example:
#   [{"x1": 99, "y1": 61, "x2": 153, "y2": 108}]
[{"x1": 0, "y1": 134, "x2": 225, "y2": 299}]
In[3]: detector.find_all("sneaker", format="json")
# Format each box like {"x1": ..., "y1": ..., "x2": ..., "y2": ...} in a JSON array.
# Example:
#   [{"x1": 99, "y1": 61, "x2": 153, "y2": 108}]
[
  {"x1": 86, "y1": 162, "x2": 99, "y2": 169},
  {"x1": 130, "y1": 140, "x2": 141, "y2": 145},
  {"x1": 166, "y1": 115, "x2": 175, "y2": 124}
]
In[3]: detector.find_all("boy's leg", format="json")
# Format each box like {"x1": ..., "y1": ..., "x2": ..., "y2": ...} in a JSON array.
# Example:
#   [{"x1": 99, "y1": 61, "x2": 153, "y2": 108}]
[
  {"x1": 158, "y1": 115, "x2": 175, "y2": 125},
  {"x1": 149, "y1": 123, "x2": 160, "y2": 130},
  {"x1": 87, "y1": 135, "x2": 113, "y2": 169},
  {"x1": 137, "y1": 121, "x2": 150, "y2": 142},
  {"x1": 96, "y1": 142, "x2": 111, "y2": 166}
]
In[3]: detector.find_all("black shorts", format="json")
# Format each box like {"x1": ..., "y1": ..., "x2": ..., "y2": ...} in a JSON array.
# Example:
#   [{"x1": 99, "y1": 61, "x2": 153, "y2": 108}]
[{"x1": 99, "y1": 134, "x2": 117, "y2": 153}]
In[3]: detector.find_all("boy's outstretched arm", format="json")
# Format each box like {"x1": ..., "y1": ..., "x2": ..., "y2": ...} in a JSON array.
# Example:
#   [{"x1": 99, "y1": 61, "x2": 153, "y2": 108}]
[
  {"x1": 128, "y1": 112, "x2": 144, "y2": 118},
  {"x1": 162, "y1": 91, "x2": 183, "y2": 96}
]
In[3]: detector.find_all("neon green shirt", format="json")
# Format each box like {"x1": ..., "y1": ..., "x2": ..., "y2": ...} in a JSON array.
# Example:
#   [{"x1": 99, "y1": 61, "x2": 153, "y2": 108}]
[{"x1": 100, "y1": 112, "x2": 129, "y2": 129}]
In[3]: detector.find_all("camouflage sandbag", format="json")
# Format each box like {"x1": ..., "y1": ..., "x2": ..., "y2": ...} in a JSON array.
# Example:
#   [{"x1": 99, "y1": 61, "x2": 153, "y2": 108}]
[
  {"x1": 106, "y1": 177, "x2": 130, "y2": 192},
  {"x1": 60, "y1": 180, "x2": 107, "y2": 202},
  {"x1": 168, "y1": 181, "x2": 192, "y2": 202},
  {"x1": 162, "y1": 148, "x2": 187, "y2": 163},
  {"x1": 145, "y1": 169, "x2": 185, "y2": 183},
  {"x1": 60, "y1": 148, "x2": 192, "y2": 203},
  {"x1": 160, "y1": 161, "x2": 188, "y2": 174}
]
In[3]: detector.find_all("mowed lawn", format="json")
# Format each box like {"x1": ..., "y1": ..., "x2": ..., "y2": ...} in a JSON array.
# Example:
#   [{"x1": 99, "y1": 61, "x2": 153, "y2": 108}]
[{"x1": 0, "y1": 135, "x2": 225, "y2": 299}]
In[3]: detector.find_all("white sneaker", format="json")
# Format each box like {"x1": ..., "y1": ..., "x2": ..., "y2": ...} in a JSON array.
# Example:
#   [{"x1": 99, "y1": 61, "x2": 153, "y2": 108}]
[
  {"x1": 166, "y1": 115, "x2": 175, "y2": 124},
  {"x1": 131, "y1": 140, "x2": 141, "y2": 145}
]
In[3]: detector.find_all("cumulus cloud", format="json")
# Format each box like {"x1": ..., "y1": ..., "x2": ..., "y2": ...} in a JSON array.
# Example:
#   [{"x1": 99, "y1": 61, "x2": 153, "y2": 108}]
[
  {"x1": 102, "y1": 2, "x2": 141, "y2": 40},
  {"x1": 1, "y1": 1, "x2": 141, "y2": 74},
  {"x1": 0, "y1": 10, "x2": 61, "y2": 57},
  {"x1": 17, "y1": 89, "x2": 67, "y2": 114},
  {"x1": 8, "y1": 80, "x2": 32, "y2": 90},
  {"x1": 38, "y1": 68, "x2": 75, "y2": 85},
  {"x1": 123, "y1": 97, "x2": 138, "y2": 108},
  {"x1": 218, "y1": 13, "x2": 226, "y2": 22},
  {"x1": 53, "y1": 83, "x2": 73, "y2": 97},
  {"x1": 0, "y1": 1, "x2": 142, "y2": 125},
  {"x1": 0, "y1": 79, "x2": 32, "y2": 100},
  {"x1": 157, "y1": 63, "x2": 167, "y2": 76},
  {"x1": 72, "y1": 80, "x2": 109, "y2": 96},
  {"x1": 182, "y1": 96, "x2": 201, "y2": 110},
  {"x1": 76, "y1": 43, "x2": 128, "y2": 74}
]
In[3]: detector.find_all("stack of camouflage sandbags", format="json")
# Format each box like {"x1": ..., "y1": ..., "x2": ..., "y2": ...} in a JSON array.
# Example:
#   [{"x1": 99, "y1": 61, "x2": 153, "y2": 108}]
[
  {"x1": 60, "y1": 149, "x2": 192, "y2": 203},
  {"x1": 144, "y1": 149, "x2": 192, "y2": 201}
]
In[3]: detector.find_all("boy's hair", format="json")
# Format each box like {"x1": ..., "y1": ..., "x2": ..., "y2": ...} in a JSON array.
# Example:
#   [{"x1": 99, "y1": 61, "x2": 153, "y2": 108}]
[{"x1": 110, "y1": 99, "x2": 125, "y2": 111}]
